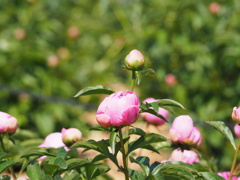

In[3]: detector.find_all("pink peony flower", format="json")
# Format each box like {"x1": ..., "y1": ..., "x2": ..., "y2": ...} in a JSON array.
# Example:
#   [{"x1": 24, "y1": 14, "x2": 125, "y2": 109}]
[
  {"x1": 234, "y1": 124, "x2": 240, "y2": 138},
  {"x1": 62, "y1": 128, "x2": 82, "y2": 146},
  {"x1": 232, "y1": 107, "x2": 240, "y2": 125},
  {"x1": 169, "y1": 148, "x2": 199, "y2": 164},
  {"x1": 217, "y1": 171, "x2": 239, "y2": 180},
  {"x1": 96, "y1": 91, "x2": 140, "y2": 128},
  {"x1": 38, "y1": 132, "x2": 69, "y2": 162},
  {"x1": 125, "y1": 49, "x2": 144, "y2": 71},
  {"x1": 141, "y1": 97, "x2": 169, "y2": 125},
  {"x1": 209, "y1": 2, "x2": 220, "y2": 14},
  {"x1": 165, "y1": 74, "x2": 178, "y2": 86},
  {"x1": 169, "y1": 115, "x2": 202, "y2": 147},
  {"x1": 0, "y1": 112, "x2": 18, "y2": 134}
]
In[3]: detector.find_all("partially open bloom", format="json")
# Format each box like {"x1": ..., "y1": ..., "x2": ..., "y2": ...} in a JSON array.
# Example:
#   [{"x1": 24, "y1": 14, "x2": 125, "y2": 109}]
[
  {"x1": 141, "y1": 97, "x2": 169, "y2": 125},
  {"x1": 169, "y1": 115, "x2": 202, "y2": 147},
  {"x1": 234, "y1": 124, "x2": 240, "y2": 138},
  {"x1": 0, "y1": 112, "x2": 18, "y2": 134},
  {"x1": 96, "y1": 91, "x2": 140, "y2": 128},
  {"x1": 125, "y1": 49, "x2": 144, "y2": 71},
  {"x1": 217, "y1": 171, "x2": 239, "y2": 180},
  {"x1": 38, "y1": 132, "x2": 69, "y2": 162},
  {"x1": 232, "y1": 107, "x2": 240, "y2": 125},
  {"x1": 168, "y1": 148, "x2": 199, "y2": 164},
  {"x1": 62, "y1": 128, "x2": 82, "y2": 146}
]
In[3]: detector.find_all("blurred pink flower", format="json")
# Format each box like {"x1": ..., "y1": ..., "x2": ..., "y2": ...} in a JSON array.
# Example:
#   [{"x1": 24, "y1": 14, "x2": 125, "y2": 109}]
[
  {"x1": 125, "y1": 49, "x2": 144, "y2": 71},
  {"x1": 169, "y1": 115, "x2": 202, "y2": 147},
  {"x1": 96, "y1": 91, "x2": 140, "y2": 128},
  {"x1": 0, "y1": 112, "x2": 18, "y2": 134},
  {"x1": 165, "y1": 74, "x2": 178, "y2": 86},
  {"x1": 169, "y1": 148, "x2": 199, "y2": 164},
  {"x1": 38, "y1": 132, "x2": 69, "y2": 162},
  {"x1": 232, "y1": 107, "x2": 240, "y2": 125},
  {"x1": 234, "y1": 124, "x2": 240, "y2": 138},
  {"x1": 217, "y1": 171, "x2": 239, "y2": 180},
  {"x1": 141, "y1": 97, "x2": 169, "y2": 125},
  {"x1": 62, "y1": 128, "x2": 82, "y2": 146},
  {"x1": 209, "y1": 2, "x2": 220, "y2": 14}
]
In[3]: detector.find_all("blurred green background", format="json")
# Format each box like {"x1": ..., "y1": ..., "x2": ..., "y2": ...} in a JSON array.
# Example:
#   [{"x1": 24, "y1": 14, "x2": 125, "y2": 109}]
[{"x1": 0, "y1": 0, "x2": 239, "y2": 171}]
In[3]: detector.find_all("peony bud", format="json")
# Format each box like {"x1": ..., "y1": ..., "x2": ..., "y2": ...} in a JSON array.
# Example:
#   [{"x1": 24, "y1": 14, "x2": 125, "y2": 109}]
[
  {"x1": 96, "y1": 91, "x2": 140, "y2": 128},
  {"x1": 209, "y1": 2, "x2": 220, "y2": 14},
  {"x1": 141, "y1": 97, "x2": 169, "y2": 125},
  {"x1": 165, "y1": 74, "x2": 178, "y2": 86},
  {"x1": 169, "y1": 148, "x2": 199, "y2": 164},
  {"x1": 62, "y1": 128, "x2": 82, "y2": 146},
  {"x1": 38, "y1": 132, "x2": 68, "y2": 162},
  {"x1": 0, "y1": 112, "x2": 18, "y2": 134},
  {"x1": 217, "y1": 171, "x2": 239, "y2": 180},
  {"x1": 169, "y1": 115, "x2": 202, "y2": 147},
  {"x1": 234, "y1": 124, "x2": 240, "y2": 138},
  {"x1": 124, "y1": 49, "x2": 144, "y2": 71},
  {"x1": 232, "y1": 107, "x2": 240, "y2": 125}
]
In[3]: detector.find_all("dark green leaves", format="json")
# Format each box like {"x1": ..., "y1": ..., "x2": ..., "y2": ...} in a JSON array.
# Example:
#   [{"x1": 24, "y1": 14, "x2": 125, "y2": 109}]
[
  {"x1": 204, "y1": 121, "x2": 236, "y2": 150},
  {"x1": 74, "y1": 85, "x2": 115, "y2": 97}
]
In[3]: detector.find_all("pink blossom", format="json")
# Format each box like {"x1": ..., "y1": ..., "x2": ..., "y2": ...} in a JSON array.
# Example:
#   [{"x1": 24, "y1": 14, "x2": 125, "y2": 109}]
[
  {"x1": 217, "y1": 171, "x2": 239, "y2": 180},
  {"x1": 96, "y1": 91, "x2": 140, "y2": 128},
  {"x1": 232, "y1": 107, "x2": 240, "y2": 125},
  {"x1": 62, "y1": 128, "x2": 82, "y2": 146},
  {"x1": 124, "y1": 49, "x2": 144, "y2": 71},
  {"x1": 141, "y1": 97, "x2": 169, "y2": 125},
  {"x1": 169, "y1": 115, "x2": 202, "y2": 147},
  {"x1": 0, "y1": 112, "x2": 18, "y2": 134},
  {"x1": 234, "y1": 124, "x2": 240, "y2": 138},
  {"x1": 165, "y1": 74, "x2": 178, "y2": 86},
  {"x1": 169, "y1": 148, "x2": 199, "y2": 164},
  {"x1": 209, "y1": 2, "x2": 220, "y2": 14}
]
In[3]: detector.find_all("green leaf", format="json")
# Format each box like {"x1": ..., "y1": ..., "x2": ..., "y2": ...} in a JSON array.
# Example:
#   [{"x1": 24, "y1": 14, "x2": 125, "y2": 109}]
[
  {"x1": 0, "y1": 175, "x2": 11, "y2": 180},
  {"x1": 136, "y1": 71, "x2": 142, "y2": 85},
  {"x1": 42, "y1": 163, "x2": 59, "y2": 176},
  {"x1": 26, "y1": 162, "x2": 45, "y2": 180},
  {"x1": 129, "y1": 127, "x2": 146, "y2": 136},
  {"x1": 74, "y1": 85, "x2": 115, "y2": 97},
  {"x1": 49, "y1": 157, "x2": 67, "y2": 169},
  {"x1": 130, "y1": 156, "x2": 150, "y2": 176},
  {"x1": 204, "y1": 121, "x2": 236, "y2": 150},
  {"x1": 89, "y1": 125, "x2": 113, "y2": 133},
  {"x1": 110, "y1": 131, "x2": 117, "y2": 154},
  {"x1": 62, "y1": 170, "x2": 80, "y2": 180},
  {"x1": 157, "y1": 99, "x2": 185, "y2": 109},
  {"x1": 57, "y1": 147, "x2": 67, "y2": 159},
  {"x1": 92, "y1": 154, "x2": 107, "y2": 163},
  {"x1": 128, "y1": 133, "x2": 167, "y2": 154},
  {"x1": 21, "y1": 148, "x2": 57, "y2": 158},
  {"x1": 85, "y1": 164, "x2": 110, "y2": 179},
  {"x1": 0, "y1": 152, "x2": 10, "y2": 161},
  {"x1": 141, "y1": 68, "x2": 157, "y2": 79},
  {"x1": 0, "y1": 161, "x2": 16, "y2": 174},
  {"x1": 199, "y1": 172, "x2": 225, "y2": 180},
  {"x1": 128, "y1": 168, "x2": 145, "y2": 180}
]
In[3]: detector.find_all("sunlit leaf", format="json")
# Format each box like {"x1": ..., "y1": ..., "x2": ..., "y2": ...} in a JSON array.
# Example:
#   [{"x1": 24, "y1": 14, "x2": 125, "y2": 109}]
[
  {"x1": 74, "y1": 85, "x2": 115, "y2": 97},
  {"x1": 0, "y1": 161, "x2": 16, "y2": 174},
  {"x1": 204, "y1": 121, "x2": 236, "y2": 150}
]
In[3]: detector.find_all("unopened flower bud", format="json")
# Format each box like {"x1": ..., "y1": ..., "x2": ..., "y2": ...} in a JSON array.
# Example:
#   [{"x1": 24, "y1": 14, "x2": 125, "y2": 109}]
[
  {"x1": 169, "y1": 148, "x2": 199, "y2": 164},
  {"x1": 232, "y1": 107, "x2": 240, "y2": 125},
  {"x1": 234, "y1": 124, "x2": 240, "y2": 138},
  {"x1": 62, "y1": 128, "x2": 82, "y2": 146},
  {"x1": 125, "y1": 49, "x2": 144, "y2": 71},
  {"x1": 0, "y1": 112, "x2": 18, "y2": 134}
]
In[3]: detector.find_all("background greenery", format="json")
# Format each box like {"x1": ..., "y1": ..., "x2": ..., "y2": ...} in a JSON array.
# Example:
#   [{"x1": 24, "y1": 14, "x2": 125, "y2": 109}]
[{"x1": 0, "y1": 0, "x2": 239, "y2": 172}]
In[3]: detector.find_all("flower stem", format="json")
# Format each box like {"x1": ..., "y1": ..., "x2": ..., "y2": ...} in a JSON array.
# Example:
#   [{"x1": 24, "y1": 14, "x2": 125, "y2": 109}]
[
  {"x1": 229, "y1": 141, "x2": 240, "y2": 180},
  {"x1": 130, "y1": 70, "x2": 136, "y2": 92},
  {"x1": 119, "y1": 128, "x2": 129, "y2": 180},
  {"x1": 0, "y1": 135, "x2": 17, "y2": 180}
]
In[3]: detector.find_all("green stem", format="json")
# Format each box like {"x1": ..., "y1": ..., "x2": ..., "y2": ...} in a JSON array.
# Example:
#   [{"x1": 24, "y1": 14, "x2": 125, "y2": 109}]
[
  {"x1": 130, "y1": 70, "x2": 136, "y2": 92},
  {"x1": 119, "y1": 128, "x2": 129, "y2": 180},
  {"x1": 0, "y1": 135, "x2": 17, "y2": 180},
  {"x1": 229, "y1": 141, "x2": 240, "y2": 180}
]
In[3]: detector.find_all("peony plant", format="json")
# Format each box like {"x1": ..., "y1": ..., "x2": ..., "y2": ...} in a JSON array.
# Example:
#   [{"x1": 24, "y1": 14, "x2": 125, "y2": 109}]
[{"x1": 0, "y1": 49, "x2": 239, "y2": 180}]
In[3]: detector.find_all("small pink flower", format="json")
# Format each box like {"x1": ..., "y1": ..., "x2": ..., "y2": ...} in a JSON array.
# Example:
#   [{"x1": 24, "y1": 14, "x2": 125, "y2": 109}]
[
  {"x1": 96, "y1": 91, "x2": 140, "y2": 128},
  {"x1": 62, "y1": 128, "x2": 82, "y2": 146},
  {"x1": 169, "y1": 148, "x2": 199, "y2": 164},
  {"x1": 169, "y1": 115, "x2": 202, "y2": 147},
  {"x1": 232, "y1": 107, "x2": 240, "y2": 125},
  {"x1": 125, "y1": 49, "x2": 144, "y2": 71},
  {"x1": 38, "y1": 132, "x2": 69, "y2": 162},
  {"x1": 141, "y1": 97, "x2": 169, "y2": 125},
  {"x1": 209, "y1": 2, "x2": 220, "y2": 14},
  {"x1": 217, "y1": 171, "x2": 239, "y2": 180},
  {"x1": 234, "y1": 124, "x2": 240, "y2": 138},
  {"x1": 0, "y1": 112, "x2": 18, "y2": 134},
  {"x1": 165, "y1": 74, "x2": 178, "y2": 86}
]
